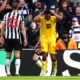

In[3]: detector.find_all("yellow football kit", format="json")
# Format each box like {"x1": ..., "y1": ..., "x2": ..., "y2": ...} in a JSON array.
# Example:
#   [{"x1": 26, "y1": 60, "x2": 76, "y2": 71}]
[{"x1": 40, "y1": 16, "x2": 57, "y2": 54}]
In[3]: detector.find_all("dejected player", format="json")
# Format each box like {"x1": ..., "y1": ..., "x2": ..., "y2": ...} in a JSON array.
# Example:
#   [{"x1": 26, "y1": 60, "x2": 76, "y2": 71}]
[{"x1": 34, "y1": 9, "x2": 62, "y2": 76}]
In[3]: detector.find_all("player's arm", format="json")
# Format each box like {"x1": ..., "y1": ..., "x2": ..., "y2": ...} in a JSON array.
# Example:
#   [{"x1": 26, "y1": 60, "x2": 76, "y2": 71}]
[
  {"x1": 50, "y1": 10, "x2": 63, "y2": 20},
  {"x1": 0, "y1": 0, "x2": 7, "y2": 12},
  {"x1": 34, "y1": 11, "x2": 44, "y2": 21}
]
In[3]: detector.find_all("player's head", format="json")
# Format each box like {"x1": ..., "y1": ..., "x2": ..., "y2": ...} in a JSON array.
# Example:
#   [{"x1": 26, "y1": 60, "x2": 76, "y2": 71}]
[
  {"x1": 44, "y1": 9, "x2": 51, "y2": 21},
  {"x1": 12, "y1": 2, "x2": 19, "y2": 10}
]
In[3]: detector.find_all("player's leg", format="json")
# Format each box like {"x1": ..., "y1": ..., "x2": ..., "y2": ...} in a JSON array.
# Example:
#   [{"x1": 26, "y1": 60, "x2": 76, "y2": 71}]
[
  {"x1": 14, "y1": 39, "x2": 22, "y2": 76},
  {"x1": 50, "y1": 54, "x2": 57, "y2": 76},
  {"x1": 15, "y1": 50, "x2": 21, "y2": 76},
  {"x1": 49, "y1": 39, "x2": 57, "y2": 76},
  {"x1": 40, "y1": 40, "x2": 48, "y2": 76},
  {"x1": 5, "y1": 39, "x2": 13, "y2": 76},
  {"x1": 6, "y1": 52, "x2": 12, "y2": 76},
  {"x1": 41, "y1": 52, "x2": 48, "y2": 76},
  {"x1": 33, "y1": 52, "x2": 42, "y2": 68}
]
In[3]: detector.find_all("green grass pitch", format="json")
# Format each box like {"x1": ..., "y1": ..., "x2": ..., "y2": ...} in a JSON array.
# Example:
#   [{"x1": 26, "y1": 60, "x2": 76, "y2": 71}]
[{"x1": 0, "y1": 76, "x2": 80, "y2": 80}]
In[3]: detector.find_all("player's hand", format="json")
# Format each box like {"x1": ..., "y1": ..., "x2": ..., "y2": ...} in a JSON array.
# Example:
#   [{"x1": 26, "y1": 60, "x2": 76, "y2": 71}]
[
  {"x1": 23, "y1": 39, "x2": 27, "y2": 47},
  {"x1": 0, "y1": 36, "x2": 4, "y2": 44},
  {"x1": 50, "y1": 10, "x2": 55, "y2": 14}
]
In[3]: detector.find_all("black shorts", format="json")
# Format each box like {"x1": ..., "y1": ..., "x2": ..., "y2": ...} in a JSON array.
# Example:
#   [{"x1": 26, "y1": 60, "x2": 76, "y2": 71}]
[{"x1": 5, "y1": 39, "x2": 22, "y2": 52}]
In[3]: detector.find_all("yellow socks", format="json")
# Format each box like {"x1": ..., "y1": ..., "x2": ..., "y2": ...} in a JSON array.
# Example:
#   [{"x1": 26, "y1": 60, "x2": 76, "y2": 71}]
[
  {"x1": 42, "y1": 61, "x2": 47, "y2": 74},
  {"x1": 52, "y1": 60, "x2": 57, "y2": 76}
]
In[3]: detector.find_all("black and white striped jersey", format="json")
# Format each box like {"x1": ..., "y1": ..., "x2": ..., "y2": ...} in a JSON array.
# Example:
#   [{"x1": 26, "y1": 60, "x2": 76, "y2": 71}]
[
  {"x1": 18, "y1": 4, "x2": 30, "y2": 20},
  {"x1": 3, "y1": 11, "x2": 24, "y2": 39},
  {"x1": 69, "y1": 26, "x2": 80, "y2": 42}
]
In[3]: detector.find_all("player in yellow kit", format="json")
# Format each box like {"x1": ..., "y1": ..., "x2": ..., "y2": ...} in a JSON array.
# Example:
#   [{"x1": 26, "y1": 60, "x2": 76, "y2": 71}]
[{"x1": 34, "y1": 9, "x2": 62, "y2": 76}]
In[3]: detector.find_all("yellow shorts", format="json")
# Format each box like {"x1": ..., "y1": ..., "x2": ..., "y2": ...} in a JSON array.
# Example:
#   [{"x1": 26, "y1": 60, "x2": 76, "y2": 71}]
[{"x1": 40, "y1": 37, "x2": 56, "y2": 54}]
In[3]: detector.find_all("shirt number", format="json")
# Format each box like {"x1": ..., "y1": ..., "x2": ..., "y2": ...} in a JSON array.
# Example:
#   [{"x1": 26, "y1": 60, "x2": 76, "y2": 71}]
[{"x1": 7, "y1": 17, "x2": 18, "y2": 28}]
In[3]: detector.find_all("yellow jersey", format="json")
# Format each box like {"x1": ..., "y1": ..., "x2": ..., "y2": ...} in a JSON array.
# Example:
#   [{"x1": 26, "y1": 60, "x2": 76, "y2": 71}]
[{"x1": 40, "y1": 16, "x2": 57, "y2": 39}]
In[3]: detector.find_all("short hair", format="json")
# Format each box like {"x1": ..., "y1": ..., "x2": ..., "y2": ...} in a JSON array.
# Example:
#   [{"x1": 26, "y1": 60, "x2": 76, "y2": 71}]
[
  {"x1": 12, "y1": 2, "x2": 18, "y2": 10},
  {"x1": 44, "y1": 9, "x2": 51, "y2": 14}
]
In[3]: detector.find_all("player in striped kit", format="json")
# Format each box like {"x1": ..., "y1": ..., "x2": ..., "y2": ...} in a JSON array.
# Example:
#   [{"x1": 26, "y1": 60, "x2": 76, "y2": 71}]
[{"x1": 0, "y1": 2, "x2": 27, "y2": 76}]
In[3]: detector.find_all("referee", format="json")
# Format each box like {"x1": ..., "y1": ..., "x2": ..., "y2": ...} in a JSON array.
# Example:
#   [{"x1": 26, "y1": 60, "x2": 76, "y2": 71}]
[{"x1": 0, "y1": 2, "x2": 27, "y2": 76}]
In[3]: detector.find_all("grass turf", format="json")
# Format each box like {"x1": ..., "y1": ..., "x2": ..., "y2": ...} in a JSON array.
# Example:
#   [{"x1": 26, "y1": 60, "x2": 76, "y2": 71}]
[{"x1": 0, "y1": 76, "x2": 80, "y2": 80}]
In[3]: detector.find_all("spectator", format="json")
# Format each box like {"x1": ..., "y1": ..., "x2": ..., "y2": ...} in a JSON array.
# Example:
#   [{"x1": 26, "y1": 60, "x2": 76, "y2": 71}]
[
  {"x1": 58, "y1": 0, "x2": 73, "y2": 32},
  {"x1": 70, "y1": 0, "x2": 80, "y2": 7},
  {"x1": 0, "y1": 0, "x2": 8, "y2": 21},
  {"x1": 18, "y1": 0, "x2": 30, "y2": 20},
  {"x1": 0, "y1": 0, "x2": 7, "y2": 12},
  {"x1": 61, "y1": 3, "x2": 80, "y2": 29},
  {"x1": 56, "y1": 31, "x2": 77, "y2": 50},
  {"x1": 26, "y1": 21, "x2": 41, "y2": 68},
  {"x1": 27, "y1": 21, "x2": 39, "y2": 48},
  {"x1": 34, "y1": 1, "x2": 44, "y2": 17},
  {"x1": 69, "y1": 17, "x2": 80, "y2": 49},
  {"x1": 75, "y1": 6, "x2": 80, "y2": 24},
  {"x1": 56, "y1": 11, "x2": 66, "y2": 37},
  {"x1": 25, "y1": 13, "x2": 33, "y2": 29}
]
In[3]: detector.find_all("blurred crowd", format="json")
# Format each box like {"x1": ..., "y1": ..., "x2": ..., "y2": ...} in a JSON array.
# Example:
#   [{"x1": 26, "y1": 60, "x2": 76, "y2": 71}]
[{"x1": 0, "y1": 0, "x2": 80, "y2": 49}]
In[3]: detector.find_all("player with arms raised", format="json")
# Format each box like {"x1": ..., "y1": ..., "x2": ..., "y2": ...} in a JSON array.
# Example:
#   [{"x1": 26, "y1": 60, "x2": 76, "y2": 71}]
[{"x1": 34, "y1": 9, "x2": 62, "y2": 76}]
